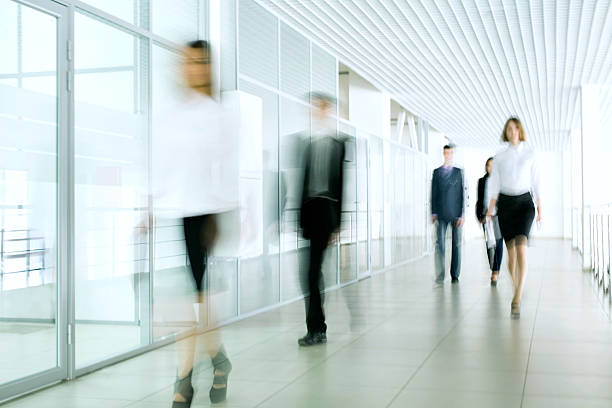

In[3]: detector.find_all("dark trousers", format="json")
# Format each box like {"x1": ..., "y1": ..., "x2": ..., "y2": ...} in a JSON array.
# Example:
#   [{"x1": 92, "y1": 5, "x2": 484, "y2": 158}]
[
  {"x1": 435, "y1": 219, "x2": 462, "y2": 282},
  {"x1": 491, "y1": 238, "x2": 504, "y2": 272},
  {"x1": 301, "y1": 198, "x2": 335, "y2": 335},
  {"x1": 305, "y1": 230, "x2": 329, "y2": 334},
  {"x1": 183, "y1": 214, "x2": 216, "y2": 292}
]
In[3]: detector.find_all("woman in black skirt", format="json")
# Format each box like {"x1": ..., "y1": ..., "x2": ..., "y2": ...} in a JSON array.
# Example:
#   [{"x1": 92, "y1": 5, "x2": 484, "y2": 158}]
[{"x1": 485, "y1": 117, "x2": 541, "y2": 318}]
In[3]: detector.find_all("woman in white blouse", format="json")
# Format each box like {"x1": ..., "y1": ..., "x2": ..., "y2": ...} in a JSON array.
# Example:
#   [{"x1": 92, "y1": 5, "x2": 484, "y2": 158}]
[{"x1": 485, "y1": 117, "x2": 541, "y2": 318}]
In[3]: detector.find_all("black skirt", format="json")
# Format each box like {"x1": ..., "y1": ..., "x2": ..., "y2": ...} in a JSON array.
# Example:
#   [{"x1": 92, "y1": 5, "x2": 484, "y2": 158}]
[{"x1": 497, "y1": 192, "x2": 535, "y2": 241}]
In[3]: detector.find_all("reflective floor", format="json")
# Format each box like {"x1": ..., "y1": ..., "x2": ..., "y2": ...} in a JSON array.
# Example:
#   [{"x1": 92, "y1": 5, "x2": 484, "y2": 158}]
[{"x1": 5, "y1": 239, "x2": 612, "y2": 408}]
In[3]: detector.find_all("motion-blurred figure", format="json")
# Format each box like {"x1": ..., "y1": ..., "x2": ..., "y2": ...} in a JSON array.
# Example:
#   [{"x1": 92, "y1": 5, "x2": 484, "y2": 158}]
[
  {"x1": 476, "y1": 157, "x2": 503, "y2": 286},
  {"x1": 431, "y1": 144, "x2": 465, "y2": 284},
  {"x1": 486, "y1": 117, "x2": 541, "y2": 318},
  {"x1": 152, "y1": 40, "x2": 237, "y2": 407},
  {"x1": 298, "y1": 93, "x2": 345, "y2": 346}
]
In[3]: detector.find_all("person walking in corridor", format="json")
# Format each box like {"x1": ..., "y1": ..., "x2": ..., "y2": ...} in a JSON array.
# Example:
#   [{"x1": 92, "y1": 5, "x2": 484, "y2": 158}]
[
  {"x1": 485, "y1": 117, "x2": 541, "y2": 318},
  {"x1": 153, "y1": 40, "x2": 237, "y2": 406},
  {"x1": 431, "y1": 144, "x2": 465, "y2": 284},
  {"x1": 476, "y1": 157, "x2": 504, "y2": 286},
  {"x1": 298, "y1": 92, "x2": 346, "y2": 346}
]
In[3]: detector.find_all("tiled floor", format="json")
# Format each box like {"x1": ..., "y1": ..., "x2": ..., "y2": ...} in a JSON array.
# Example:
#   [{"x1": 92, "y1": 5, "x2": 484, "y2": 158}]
[{"x1": 4, "y1": 239, "x2": 612, "y2": 408}]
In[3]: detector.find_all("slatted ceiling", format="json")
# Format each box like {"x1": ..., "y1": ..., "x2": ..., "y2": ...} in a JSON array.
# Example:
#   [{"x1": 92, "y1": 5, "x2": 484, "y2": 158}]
[{"x1": 257, "y1": 0, "x2": 612, "y2": 151}]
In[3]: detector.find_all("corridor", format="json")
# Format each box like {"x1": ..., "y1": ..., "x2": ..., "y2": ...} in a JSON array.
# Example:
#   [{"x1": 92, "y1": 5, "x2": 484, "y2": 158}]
[{"x1": 5, "y1": 240, "x2": 611, "y2": 408}]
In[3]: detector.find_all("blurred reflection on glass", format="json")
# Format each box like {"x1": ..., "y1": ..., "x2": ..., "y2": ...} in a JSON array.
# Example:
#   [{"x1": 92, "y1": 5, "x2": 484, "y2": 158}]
[{"x1": 279, "y1": 98, "x2": 310, "y2": 301}]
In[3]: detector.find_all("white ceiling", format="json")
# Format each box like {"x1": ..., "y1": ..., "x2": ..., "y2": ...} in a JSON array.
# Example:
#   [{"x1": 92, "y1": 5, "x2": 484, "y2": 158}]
[{"x1": 257, "y1": 0, "x2": 612, "y2": 151}]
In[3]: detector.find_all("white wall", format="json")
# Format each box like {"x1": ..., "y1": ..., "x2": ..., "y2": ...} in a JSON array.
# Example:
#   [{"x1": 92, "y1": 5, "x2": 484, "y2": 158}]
[
  {"x1": 562, "y1": 150, "x2": 572, "y2": 239},
  {"x1": 338, "y1": 71, "x2": 349, "y2": 120},
  {"x1": 348, "y1": 71, "x2": 390, "y2": 138},
  {"x1": 427, "y1": 130, "x2": 447, "y2": 170},
  {"x1": 532, "y1": 152, "x2": 564, "y2": 238}
]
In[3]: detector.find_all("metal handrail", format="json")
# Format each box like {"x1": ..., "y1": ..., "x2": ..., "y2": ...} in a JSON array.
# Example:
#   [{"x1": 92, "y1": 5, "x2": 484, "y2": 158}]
[{"x1": 586, "y1": 204, "x2": 612, "y2": 300}]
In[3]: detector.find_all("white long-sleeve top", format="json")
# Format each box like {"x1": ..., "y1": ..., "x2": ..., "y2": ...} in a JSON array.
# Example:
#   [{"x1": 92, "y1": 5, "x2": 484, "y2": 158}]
[
  {"x1": 487, "y1": 142, "x2": 540, "y2": 203},
  {"x1": 152, "y1": 91, "x2": 239, "y2": 218}
]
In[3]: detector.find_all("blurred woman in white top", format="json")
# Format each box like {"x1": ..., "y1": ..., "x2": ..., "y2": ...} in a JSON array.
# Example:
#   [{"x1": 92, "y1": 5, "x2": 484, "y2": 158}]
[
  {"x1": 152, "y1": 40, "x2": 236, "y2": 407},
  {"x1": 486, "y1": 117, "x2": 541, "y2": 318}
]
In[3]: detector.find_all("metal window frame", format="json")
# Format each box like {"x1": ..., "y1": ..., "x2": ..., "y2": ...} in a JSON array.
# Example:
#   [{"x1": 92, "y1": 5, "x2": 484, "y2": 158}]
[{"x1": 0, "y1": 0, "x2": 70, "y2": 401}]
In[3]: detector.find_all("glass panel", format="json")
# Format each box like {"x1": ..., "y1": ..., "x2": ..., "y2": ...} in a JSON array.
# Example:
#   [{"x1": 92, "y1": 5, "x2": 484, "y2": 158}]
[
  {"x1": 237, "y1": 81, "x2": 280, "y2": 314},
  {"x1": 280, "y1": 23, "x2": 309, "y2": 98},
  {"x1": 22, "y1": 6, "x2": 56, "y2": 73},
  {"x1": 220, "y1": 0, "x2": 237, "y2": 92},
  {"x1": 0, "y1": 1, "x2": 18, "y2": 75},
  {"x1": 0, "y1": 1, "x2": 58, "y2": 384},
  {"x1": 339, "y1": 123, "x2": 357, "y2": 284},
  {"x1": 74, "y1": 13, "x2": 134, "y2": 71},
  {"x1": 239, "y1": 0, "x2": 278, "y2": 87},
  {"x1": 356, "y1": 134, "x2": 368, "y2": 277},
  {"x1": 22, "y1": 76, "x2": 56, "y2": 97},
  {"x1": 77, "y1": 0, "x2": 137, "y2": 26},
  {"x1": 279, "y1": 97, "x2": 309, "y2": 301},
  {"x1": 383, "y1": 141, "x2": 392, "y2": 267},
  {"x1": 311, "y1": 44, "x2": 336, "y2": 100},
  {"x1": 151, "y1": 0, "x2": 200, "y2": 44},
  {"x1": 369, "y1": 137, "x2": 384, "y2": 272},
  {"x1": 74, "y1": 12, "x2": 149, "y2": 367}
]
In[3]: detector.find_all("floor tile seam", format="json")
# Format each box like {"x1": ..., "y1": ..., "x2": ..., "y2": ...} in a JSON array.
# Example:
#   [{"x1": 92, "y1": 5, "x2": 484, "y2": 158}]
[
  {"x1": 213, "y1": 331, "x2": 289, "y2": 362},
  {"x1": 108, "y1": 376, "x2": 190, "y2": 405},
  {"x1": 522, "y1": 390, "x2": 612, "y2": 399},
  {"x1": 248, "y1": 321, "x2": 395, "y2": 407},
  {"x1": 519, "y1": 270, "x2": 546, "y2": 408},
  {"x1": 521, "y1": 370, "x2": 612, "y2": 380},
  {"x1": 399, "y1": 385, "x2": 524, "y2": 396},
  {"x1": 383, "y1": 291, "x2": 488, "y2": 408},
  {"x1": 251, "y1": 301, "x2": 403, "y2": 407}
]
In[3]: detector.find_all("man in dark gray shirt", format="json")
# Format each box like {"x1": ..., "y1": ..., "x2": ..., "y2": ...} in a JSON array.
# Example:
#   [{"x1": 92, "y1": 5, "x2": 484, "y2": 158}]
[{"x1": 298, "y1": 93, "x2": 345, "y2": 346}]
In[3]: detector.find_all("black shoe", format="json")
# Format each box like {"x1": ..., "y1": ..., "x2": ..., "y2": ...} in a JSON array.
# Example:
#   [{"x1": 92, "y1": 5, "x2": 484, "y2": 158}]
[
  {"x1": 451, "y1": 278, "x2": 459, "y2": 284},
  {"x1": 298, "y1": 332, "x2": 327, "y2": 347}
]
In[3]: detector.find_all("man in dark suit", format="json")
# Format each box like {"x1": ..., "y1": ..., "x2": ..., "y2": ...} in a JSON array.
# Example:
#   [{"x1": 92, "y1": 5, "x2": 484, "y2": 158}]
[
  {"x1": 431, "y1": 144, "x2": 465, "y2": 283},
  {"x1": 298, "y1": 92, "x2": 345, "y2": 346}
]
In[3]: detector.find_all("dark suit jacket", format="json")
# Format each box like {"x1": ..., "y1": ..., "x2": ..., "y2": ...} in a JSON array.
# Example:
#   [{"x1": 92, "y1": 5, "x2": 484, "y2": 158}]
[
  {"x1": 476, "y1": 173, "x2": 488, "y2": 220},
  {"x1": 300, "y1": 134, "x2": 346, "y2": 238},
  {"x1": 431, "y1": 166, "x2": 464, "y2": 221}
]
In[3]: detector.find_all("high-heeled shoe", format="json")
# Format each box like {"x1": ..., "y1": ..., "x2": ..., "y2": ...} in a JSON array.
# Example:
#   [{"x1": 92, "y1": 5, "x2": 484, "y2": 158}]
[
  {"x1": 172, "y1": 369, "x2": 194, "y2": 408},
  {"x1": 511, "y1": 302, "x2": 520, "y2": 318},
  {"x1": 209, "y1": 346, "x2": 232, "y2": 404}
]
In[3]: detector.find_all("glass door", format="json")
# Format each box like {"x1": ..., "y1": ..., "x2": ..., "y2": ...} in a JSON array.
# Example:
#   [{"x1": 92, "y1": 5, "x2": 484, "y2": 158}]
[{"x1": 0, "y1": 0, "x2": 69, "y2": 400}]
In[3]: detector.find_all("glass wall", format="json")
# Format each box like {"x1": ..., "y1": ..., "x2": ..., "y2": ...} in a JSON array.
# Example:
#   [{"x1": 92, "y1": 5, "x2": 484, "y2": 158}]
[
  {"x1": 73, "y1": 9, "x2": 150, "y2": 368},
  {"x1": 0, "y1": 0, "x2": 430, "y2": 401},
  {"x1": 0, "y1": 0, "x2": 62, "y2": 386}
]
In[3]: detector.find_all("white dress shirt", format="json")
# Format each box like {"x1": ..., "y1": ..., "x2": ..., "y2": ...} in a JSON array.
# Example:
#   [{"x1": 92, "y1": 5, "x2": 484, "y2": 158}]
[
  {"x1": 152, "y1": 91, "x2": 239, "y2": 218},
  {"x1": 487, "y1": 142, "x2": 540, "y2": 203}
]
